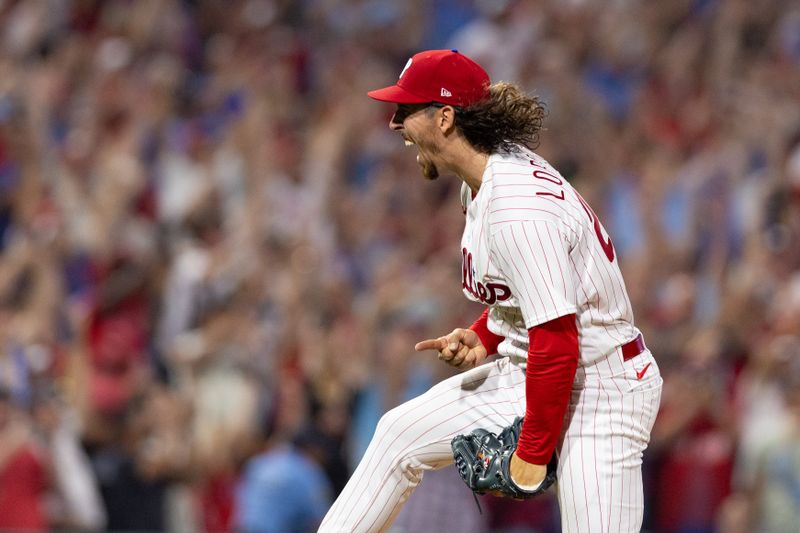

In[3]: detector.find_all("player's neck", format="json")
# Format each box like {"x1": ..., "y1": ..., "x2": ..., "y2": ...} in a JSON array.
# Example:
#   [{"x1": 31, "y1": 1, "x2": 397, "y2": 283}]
[{"x1": 447, "y1": 141, "x2": 489, "y2": 194}]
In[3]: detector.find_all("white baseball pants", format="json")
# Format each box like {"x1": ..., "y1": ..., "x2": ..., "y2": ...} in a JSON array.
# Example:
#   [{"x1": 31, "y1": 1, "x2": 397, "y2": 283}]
[{"x1": 319, "y1": 351, "x2": 662, "y2": 533}]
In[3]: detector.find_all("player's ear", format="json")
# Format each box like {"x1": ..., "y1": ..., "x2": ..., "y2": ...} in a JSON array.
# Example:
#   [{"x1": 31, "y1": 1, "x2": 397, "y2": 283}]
[{"x1": 437, "y1": 105, "x2": 456, "y2": 133}]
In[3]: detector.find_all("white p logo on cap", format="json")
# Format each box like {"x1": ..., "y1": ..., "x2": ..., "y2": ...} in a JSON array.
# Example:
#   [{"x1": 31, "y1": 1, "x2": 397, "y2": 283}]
[{"x1": 399, "y1": 58, "x2": 412, "y2": 80}]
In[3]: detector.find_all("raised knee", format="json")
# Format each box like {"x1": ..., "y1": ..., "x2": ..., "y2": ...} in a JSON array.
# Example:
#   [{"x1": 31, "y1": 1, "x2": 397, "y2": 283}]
[{"x1": 374, "y1": 405, "x2": 407, "y2": 443}]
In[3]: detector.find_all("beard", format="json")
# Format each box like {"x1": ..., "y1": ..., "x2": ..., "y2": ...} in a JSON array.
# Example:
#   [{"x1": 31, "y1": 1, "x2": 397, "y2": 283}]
[
  {"x1": 417, "y1": 152, "x2": 440, "y2": 180},
  {"x1": 422, "y1": 159, "x2": 439, "y2": 180}
]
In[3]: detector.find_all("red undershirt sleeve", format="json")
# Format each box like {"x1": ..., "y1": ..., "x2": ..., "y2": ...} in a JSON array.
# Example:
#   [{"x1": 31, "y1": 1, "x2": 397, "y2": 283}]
[
  {"x1": 469, "y1": 308, "x2": 504, "y2": 356},
  {"x1": 515, "y1": 313, "x2": 579, "y2": 465}
]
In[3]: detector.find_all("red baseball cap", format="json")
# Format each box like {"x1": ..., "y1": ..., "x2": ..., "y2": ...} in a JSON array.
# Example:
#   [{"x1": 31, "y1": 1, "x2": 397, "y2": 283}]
[{"x1": 368, "y1": 49, "x2": 490, "y2": 108}]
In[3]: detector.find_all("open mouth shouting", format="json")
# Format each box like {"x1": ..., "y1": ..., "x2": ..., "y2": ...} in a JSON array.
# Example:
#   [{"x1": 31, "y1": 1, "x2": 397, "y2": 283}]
[{"x1": 399, "y1": 131, "x2": 438, "y2": 180}]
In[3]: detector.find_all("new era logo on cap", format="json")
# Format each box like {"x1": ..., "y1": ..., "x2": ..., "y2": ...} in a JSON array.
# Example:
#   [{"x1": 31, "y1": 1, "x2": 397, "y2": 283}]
[{"x1": 367, "y1": 49, "x2": 490, "y2": 108}]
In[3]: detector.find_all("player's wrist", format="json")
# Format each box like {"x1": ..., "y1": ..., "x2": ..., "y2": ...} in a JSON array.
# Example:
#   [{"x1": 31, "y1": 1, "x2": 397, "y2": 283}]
[
  {"x1": 510, "y1": 453, "x2": 547, "y2": 490},
  {"x1": 468, "y1": 310, "x2": 504, "y2": 354},
  {"x1": 513, "y1": 445, "x2": 551, "y2": 466}
]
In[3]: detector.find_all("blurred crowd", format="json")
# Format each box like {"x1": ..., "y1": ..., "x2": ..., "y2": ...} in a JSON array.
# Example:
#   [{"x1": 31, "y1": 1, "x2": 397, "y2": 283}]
[{"x1": 0, "y1": 0, "x2": 798, "y2": 532}]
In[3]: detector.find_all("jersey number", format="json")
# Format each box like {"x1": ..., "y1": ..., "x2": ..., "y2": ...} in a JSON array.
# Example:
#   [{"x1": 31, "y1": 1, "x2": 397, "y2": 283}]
[{"x1": 530, "y1": 160, "x2": 615, "y2": 262}]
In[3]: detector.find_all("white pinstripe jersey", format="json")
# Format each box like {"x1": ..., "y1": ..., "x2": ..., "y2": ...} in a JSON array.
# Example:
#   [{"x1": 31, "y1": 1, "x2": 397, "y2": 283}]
[{"x1": 460, "y1": 148, "x2": 640, "y2": 366}]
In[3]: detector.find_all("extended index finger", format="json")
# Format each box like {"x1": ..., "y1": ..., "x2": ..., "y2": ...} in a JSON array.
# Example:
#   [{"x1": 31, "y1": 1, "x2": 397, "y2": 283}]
[{"x1": 414, "y1": 337, "x2": 447, "y2": 352}]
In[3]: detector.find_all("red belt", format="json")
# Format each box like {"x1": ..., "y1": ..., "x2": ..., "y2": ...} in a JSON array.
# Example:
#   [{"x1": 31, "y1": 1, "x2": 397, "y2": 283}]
[{"x1": 621, "y1": 333, "x2": 646, "y2": 361}]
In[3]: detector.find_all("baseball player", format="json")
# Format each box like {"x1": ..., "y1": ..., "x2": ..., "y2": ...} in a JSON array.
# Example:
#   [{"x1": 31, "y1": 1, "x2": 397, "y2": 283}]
[{"x1": 319, "y1": 50, "x2": 662, "y2": 533}]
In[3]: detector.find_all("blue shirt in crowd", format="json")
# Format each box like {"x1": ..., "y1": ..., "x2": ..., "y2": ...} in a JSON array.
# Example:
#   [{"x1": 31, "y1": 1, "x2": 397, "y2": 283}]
[{"x1": 236, "y1": 445, "x2": 331, "y2": 533}]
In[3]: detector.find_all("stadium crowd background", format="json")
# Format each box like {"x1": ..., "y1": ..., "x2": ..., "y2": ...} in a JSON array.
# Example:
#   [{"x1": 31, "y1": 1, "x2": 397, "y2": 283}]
[{"x1": 0, "y1": 0, "x2": 798, "y2": 532}]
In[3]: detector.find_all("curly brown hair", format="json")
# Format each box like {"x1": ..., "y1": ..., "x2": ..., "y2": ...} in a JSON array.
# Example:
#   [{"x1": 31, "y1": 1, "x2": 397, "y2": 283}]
[{"x1": 454, "y1": 82, "x2": 547, "y2": 154}]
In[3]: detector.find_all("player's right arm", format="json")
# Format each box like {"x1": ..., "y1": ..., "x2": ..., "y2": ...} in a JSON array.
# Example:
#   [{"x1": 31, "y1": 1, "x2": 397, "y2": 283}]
[{"x1": 489, "y1": 218, "x2": 579, "y2": 484}]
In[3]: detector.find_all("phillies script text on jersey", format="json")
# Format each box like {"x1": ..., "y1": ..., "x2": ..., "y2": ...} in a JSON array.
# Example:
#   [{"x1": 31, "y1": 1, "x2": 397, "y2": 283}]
[{"x1": 462, "y1": 247, "x2": 512, "y2": 305}]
